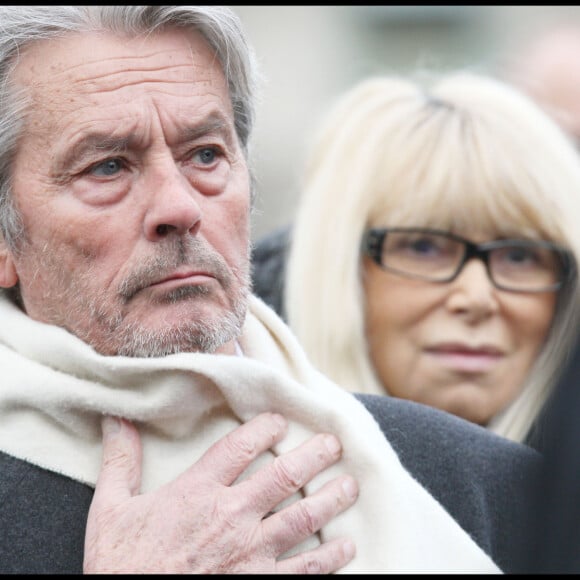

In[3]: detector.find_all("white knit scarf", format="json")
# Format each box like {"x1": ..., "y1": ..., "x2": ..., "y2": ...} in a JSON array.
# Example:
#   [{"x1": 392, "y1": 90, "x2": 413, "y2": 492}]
[{"x1": 0, "y1": 293, "x2": 499, "y2": 573}]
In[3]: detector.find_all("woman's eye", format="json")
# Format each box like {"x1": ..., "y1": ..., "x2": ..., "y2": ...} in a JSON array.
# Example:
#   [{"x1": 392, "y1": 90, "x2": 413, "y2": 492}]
[
  {"x1": 509, "y1": 249, "x2": 546, "y2": 269},
  {"x1": 405, "y1": 237, "x2": 439, "y2": 255},
  {"x1": 502, "y1": 248, "x2": 534, "y2": 264},
  {"x1": 411, "y1": 239, "x2": 434, "y2": 252},
  {"x1": 90, "y1": 158, "x2": 124, "y2": 177}
]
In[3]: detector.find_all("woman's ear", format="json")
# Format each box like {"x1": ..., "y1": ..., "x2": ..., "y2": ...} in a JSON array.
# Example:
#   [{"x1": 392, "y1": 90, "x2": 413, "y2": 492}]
[{"x1": 0, "y1": 237, "x2": 18, "y2": 288}]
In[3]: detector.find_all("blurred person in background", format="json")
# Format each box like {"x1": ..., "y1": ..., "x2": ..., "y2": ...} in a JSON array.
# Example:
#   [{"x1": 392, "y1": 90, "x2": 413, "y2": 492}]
[
  {"x1": 252, "y1": 71, "x2": 580, "y2": 449},
  {"x1": 502, "y1": 23, "x2": 580, "y2": 146}
]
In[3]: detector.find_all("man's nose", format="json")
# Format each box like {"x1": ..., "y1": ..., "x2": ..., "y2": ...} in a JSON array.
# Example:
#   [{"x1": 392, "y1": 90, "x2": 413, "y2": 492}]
[{"x1": 143, "y1": 160, "x2": 202, "y2": 241}]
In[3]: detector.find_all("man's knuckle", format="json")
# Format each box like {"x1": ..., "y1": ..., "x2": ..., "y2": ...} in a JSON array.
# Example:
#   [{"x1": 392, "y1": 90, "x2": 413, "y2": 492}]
[
  {"x1": 222, "y1": 431, "x2": 257, "y2": 462},
  {"x1": 289, "y1": 499, "x2": 320, "y2": 536},
  {"x1": 271, "y1": 457, "x2": 303, "y2": 490},
  {"x1": 102, "y1": 447, "x2": 130, "y2": 470},
  {"x1": 296, "y1": 553, "x2": 324, "y2": 574}
]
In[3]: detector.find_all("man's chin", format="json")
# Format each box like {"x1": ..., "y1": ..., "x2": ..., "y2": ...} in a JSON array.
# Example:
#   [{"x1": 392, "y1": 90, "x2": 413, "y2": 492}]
[
  {"x1": 113, "y1": 304, "x2": 245, "y2": 357},
  {"x1": 129, "y1": 289, "x2": 220, "y2": 321},
  {"x1": 112, "y1": 325, "x2": 224, "y2": 357}
]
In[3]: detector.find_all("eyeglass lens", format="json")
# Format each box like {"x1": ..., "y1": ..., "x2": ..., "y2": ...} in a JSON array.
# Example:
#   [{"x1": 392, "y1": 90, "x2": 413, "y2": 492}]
[{"x1": 379, "y1": 230, "x2": 565, "y2": 291}]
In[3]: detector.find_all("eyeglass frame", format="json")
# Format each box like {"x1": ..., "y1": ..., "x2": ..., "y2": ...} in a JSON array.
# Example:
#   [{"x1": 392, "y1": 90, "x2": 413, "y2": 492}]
[{"x1": 362, "y1": 226, "x2": 575, "y2": 293}]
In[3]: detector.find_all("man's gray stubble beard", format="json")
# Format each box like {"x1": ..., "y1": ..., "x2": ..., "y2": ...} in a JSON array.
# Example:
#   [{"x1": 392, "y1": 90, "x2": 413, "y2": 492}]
[
  {"x1": 23, "y1": 234, "x2": 250, "y2": 357},
  {"x1": 104, "y1": 237, "x2": 250, "y2": 357}
]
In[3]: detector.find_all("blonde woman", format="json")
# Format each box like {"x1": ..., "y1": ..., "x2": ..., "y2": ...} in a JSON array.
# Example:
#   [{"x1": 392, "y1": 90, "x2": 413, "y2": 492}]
[{"x1": 253, "y1": 71, "x2": 580, "y2": 448}]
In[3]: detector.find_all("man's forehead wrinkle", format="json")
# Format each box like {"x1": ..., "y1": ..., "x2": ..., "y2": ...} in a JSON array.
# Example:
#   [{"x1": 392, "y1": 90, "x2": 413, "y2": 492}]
[
  {"x1": 27, "y1": 41, "x2": 217, "y2": 91},
  {"x1": 62, "y1": 62, "x2": 214, "y2": 95}
]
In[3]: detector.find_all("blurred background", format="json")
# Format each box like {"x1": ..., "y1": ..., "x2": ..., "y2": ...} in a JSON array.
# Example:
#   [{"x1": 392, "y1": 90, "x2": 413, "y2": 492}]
[{"x1": 231, "y1": 6, "x2": 580, "y2": 242}]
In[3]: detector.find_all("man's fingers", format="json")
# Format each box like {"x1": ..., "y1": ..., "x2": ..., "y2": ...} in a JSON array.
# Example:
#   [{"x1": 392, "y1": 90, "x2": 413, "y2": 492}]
[
  {"x1": 92, "y1": 416, "x2": 143, "y2": 505},
  {"x1": 238, "y1": 432, "x2": 345, "y2": 516},
  {"x1": 188, "y1": 412, "x2": 289, "y2": 486},
  {"x1": 86, "y1": 414, "x2": 358, "y2": 574},
  {"x1": 275, "y1": 537, "x2": 357, "y2": 574},
  {"x1": 262, "y1": 474, "x2": 359, "y2": 555}
]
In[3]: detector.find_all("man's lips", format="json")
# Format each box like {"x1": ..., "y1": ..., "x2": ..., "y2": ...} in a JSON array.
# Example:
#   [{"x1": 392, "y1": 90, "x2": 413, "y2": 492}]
[{"x1": 148, "y1": 270, "x2": 215, "y2": 290}]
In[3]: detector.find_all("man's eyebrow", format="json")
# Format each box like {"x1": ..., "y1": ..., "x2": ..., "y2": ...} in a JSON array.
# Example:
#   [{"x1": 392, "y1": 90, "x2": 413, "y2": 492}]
[
  {"x1": 177, "y1": 112, "x2": 234, "y2": 146},
  {"x1": 55, "y1": 134, "x2": 132, "y2": 173},
  {"x1": 55, "y1": 112, "x2": 235, "y2": 171}
]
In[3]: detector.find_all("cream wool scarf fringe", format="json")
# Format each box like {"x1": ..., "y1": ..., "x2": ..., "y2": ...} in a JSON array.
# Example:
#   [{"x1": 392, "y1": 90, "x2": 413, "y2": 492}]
[{"x1": 0, "y1": 293, "x2": 499, "y2": 573}]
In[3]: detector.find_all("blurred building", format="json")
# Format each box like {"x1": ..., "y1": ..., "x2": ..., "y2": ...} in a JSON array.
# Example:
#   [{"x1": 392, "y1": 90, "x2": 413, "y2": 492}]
[{"x1": 231, "y1": 6, "x2": 580, "y2": 241}]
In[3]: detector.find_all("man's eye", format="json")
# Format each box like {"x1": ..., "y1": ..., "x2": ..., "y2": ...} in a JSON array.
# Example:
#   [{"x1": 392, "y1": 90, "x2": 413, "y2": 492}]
[
  {"x1": 194, "y1": 147, "x2": 218, "y2": 165},
  {"x1": 90, "y1": 158, "x2": 124, "y2": 177}
]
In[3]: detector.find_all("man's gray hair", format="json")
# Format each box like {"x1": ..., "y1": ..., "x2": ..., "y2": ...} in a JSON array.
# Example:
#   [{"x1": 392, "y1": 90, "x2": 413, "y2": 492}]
[{"x1": 0, "y1": 5, "x2": 259, "y2": 250}]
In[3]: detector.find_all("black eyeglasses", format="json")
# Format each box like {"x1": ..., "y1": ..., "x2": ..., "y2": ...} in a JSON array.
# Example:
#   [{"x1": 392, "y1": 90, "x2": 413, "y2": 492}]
[{"x1": 362, "y1": 227, "x2": 574, "y2": 293}]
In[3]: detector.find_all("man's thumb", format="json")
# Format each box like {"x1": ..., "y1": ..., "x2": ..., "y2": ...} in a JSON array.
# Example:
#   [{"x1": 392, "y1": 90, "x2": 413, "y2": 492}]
[{"x1": 94, "y1": 415, "x2": 143, "y2": 502}]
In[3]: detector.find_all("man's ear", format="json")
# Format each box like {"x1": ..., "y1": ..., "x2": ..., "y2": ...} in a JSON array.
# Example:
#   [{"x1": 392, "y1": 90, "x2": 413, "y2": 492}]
[{"x1": 0, "y1": 236, "x2": 18, "y2": 288}]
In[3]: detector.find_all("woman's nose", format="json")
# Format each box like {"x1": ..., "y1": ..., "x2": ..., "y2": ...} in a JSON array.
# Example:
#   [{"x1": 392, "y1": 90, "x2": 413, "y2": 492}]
[{"x1": 445, "y1": 258, "x2": 499, "y2": 322}]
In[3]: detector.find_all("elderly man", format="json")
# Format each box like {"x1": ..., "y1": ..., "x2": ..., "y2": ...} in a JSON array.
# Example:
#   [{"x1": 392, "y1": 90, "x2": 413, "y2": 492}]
[{"x1": 0, "y1": 6, "x2": 539, "y2": 574}]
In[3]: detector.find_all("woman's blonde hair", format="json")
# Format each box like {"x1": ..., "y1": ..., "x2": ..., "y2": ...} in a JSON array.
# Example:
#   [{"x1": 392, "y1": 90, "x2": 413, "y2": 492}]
[{"x1": 285, "y1": 71, "x2": 580, "y2": 443}]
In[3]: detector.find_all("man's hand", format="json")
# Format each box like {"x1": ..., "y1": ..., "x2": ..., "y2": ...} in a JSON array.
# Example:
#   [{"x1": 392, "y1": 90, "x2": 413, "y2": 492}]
[{"x1": 83, "y1": 412, "x2": 358, "y2": 573}]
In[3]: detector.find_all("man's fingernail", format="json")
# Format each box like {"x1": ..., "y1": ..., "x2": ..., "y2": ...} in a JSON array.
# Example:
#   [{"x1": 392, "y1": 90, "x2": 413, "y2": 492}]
[
  {"x1": 342, "y1": 476, "x2": 359, "y2": 500},
  {"x1": 101, "y1": 415, "x2": 122, "y2": 436},
  {"x1": 271, "y1": 413, "x2": 287, "y2": 430},
  {"x1": 324, "y1": 434, "x2": 341, "y2": 455},
  {"x1": 343, "y1": 539, "x2": 356, "y2": 560}
]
